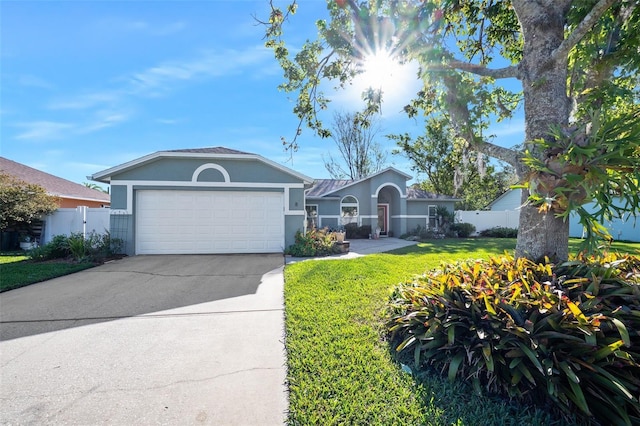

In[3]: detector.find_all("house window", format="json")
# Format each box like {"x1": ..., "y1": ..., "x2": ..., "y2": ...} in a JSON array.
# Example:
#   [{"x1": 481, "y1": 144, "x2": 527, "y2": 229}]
[
  {"x1": 341, "y1": 196, "x2": 359, "y2": 226},
  {"x1": 305, "y1": 204, "x2": 318, "y2": 230},
  {"x1": 428, "y1": 205, "x2": 438, "y2": 229}
]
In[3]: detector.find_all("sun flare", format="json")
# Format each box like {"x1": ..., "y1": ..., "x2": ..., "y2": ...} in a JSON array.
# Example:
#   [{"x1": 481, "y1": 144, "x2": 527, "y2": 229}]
[{"x1": 359, "y1": 50, "x2": 405, "y2": 92}]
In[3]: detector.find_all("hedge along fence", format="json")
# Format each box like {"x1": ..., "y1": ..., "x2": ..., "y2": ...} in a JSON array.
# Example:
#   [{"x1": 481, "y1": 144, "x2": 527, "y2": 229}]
[{"x1": 388, "y1": 253, "x2": 640, "y2": 425}]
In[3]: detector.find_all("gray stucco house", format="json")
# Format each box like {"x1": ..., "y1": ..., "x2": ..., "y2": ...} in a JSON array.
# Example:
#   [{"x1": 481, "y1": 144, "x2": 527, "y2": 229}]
[
  {"x1": 91, "y1": 147, "x2": 458, "y2": 255},
  {"x1": 305, "y1": 168, "x2": 458, "y2": 237}
]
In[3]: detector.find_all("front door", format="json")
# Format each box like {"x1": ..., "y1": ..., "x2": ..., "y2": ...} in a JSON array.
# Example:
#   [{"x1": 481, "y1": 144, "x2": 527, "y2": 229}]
[{"x1": 377, "y1": 204, "x2": 389, "y2": 235}]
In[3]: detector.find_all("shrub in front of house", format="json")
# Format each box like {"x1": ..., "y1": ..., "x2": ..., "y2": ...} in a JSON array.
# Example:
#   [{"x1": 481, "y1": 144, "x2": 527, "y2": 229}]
[
  {"x1": 28, "y1": 232, "x2": 123, "y2": 262},
  {"x1": 401, "y1": 225, "x2": 445, "y2": 240},
  {"x1": 387, "y1": 253, "x2": 640, "y2": 425},
  {"x1": 480, "y1": 226, "x2": 519, "y2": 238},
  {"x1": 450, "y1": 222, "x2": 476, "y2": 237},
  {"x1": 345, "y1": 223, "x2": 359, "y2": 239},
  {"x1": 358, "y1": 225, "x2": 372, "y2": 238},
  {"x1": 286, "y1": 228, "x2": 341, "y2": 257}
]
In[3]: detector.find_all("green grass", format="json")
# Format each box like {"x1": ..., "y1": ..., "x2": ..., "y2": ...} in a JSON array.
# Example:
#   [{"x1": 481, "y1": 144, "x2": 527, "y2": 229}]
[
  {"x1": 0, "y1": 252, "x2": 95, "y2": 292},
  {"x1": 0, "y1": 252, "x2": 29, "y2": 264},
  {"x1": 283, "y1": 238, "x2": 640, "y2": 425}
]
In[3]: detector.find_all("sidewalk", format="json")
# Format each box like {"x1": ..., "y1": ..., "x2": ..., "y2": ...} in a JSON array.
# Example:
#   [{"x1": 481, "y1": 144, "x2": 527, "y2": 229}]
[{"x1": 285, "y1": 237, "x2": 418, "y2": 264}]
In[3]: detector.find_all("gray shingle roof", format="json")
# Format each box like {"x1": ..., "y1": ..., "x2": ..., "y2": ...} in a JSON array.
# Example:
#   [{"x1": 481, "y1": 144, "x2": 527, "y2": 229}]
[
  {"x1": 165, "y1": 147, "x2": 252, "y2": 155},
  {"x1": 406, "y1": 187, "x2": 457, "y2": 200},
  {"x1": 306, "y1": 179, "x2": 352, "y2": 197},
  {"x1": 307, "y1": 178, "x2": 458, "y2": 200},
  {"x1": 0, "y1": 157, "x2": 110, "y2": 203}
]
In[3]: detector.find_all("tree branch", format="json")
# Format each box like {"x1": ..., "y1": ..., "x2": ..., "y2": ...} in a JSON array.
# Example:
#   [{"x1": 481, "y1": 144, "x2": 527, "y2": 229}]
[
  {"x1": 473, "y1": 139, "x2": 519, "y2": 167},
  {"x1": 441, "y1": 59, "x2": 521, "y2": 79},
  {"x1": 551, "y1": 0, "x2": 618, "y2": 63}
]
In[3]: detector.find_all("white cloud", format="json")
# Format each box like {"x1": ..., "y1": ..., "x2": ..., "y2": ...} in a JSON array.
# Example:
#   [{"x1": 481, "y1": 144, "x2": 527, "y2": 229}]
[
  {"x1": 15, "y1": 121, "x2": 74, "y2": 140},
  {"x1": 18, "y1": 74, "x2": 54, "y2": 90},
  {"x1": 13, "y1": 109, "x2": 132, "y2": 141},
  {"x1": 78, "y1": 111, "x2": 131, "y2": 134},
  {"x1": 96, "y1": 18, "x2": 186, "y2": 37},
  {"x1": 16, "y1": 46, "x2": 272, "y2": 142},
  {"x1": 151, "y1": 21, "x2": 186, "y2": 36},
  {"x1": 48, "y1": 91, "x2": 121, "y2": 110},
  {"x1": 156, "y1": 118, "x2": 182, "y2": 125},
  {"x1": 127, "y1": 47, "x2": 272, "y2": 94},
  {"x1": 48, "y1": 46, "x2": 273, "y2": 114}
]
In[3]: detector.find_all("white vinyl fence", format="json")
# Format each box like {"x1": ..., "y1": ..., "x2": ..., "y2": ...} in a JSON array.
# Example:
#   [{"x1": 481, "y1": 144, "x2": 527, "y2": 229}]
[
  {"x1": 455, "y1": 210, "x2": 520, "y2": 234},
  {"x1": 42, "y1": 207, "x2": 111, "y2": 244},
  {"x1": 457, "y1": 209, "x2": 638, "y2": 241}
]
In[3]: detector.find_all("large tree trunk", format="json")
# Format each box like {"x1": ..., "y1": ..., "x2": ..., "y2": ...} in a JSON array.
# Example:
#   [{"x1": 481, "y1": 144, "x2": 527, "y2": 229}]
[{"x1": 514, "y1": 2, "x2": 571, "y2": 261}]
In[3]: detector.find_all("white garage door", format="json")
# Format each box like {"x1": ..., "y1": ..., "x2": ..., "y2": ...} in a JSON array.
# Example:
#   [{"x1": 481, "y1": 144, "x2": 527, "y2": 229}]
[{"x1": 136, "y1": 190, "x2": 284, "y2": 254}]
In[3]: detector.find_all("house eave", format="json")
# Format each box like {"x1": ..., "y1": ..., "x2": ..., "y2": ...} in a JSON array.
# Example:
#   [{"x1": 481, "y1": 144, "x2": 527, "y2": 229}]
[
  {"x1": 313, "y1": 167, "x2": 413, "y2": 197},
  {"x1": 90, "y1": 151, "x2": 314, "y2": 185},
  {"x1": 407, "y1": 197, "x2": 462, "y2": 202}
]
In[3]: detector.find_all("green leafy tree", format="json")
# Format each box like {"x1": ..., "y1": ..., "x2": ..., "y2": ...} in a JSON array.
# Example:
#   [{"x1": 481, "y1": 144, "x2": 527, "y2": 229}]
[
  {"x1": 324, "y1": 111, "x2": 387, "y2": 179},
  {"x1": 83, "y1": 182, "x2": 108, "y2": 193},
  {"x1": 0, "y1": 173, "x2": 59, "y2": 232},
  {"x1": 391, "y1": 117, "x2": 516, "y2": 210},
  {"x1": 262, "y1": 0, "x2": 640, "y2": 261}
]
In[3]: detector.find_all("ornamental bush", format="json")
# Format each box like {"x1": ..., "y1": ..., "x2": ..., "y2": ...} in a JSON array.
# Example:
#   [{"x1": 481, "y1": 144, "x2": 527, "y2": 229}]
[
  {"x1": 480, "y1": 226, "x2": 519, "y2": 238},
  {"x1": 28, "y1": 232, "x2": 123, "y2": 262},
  {"x1": 450, "y1": 222, "x2": 476, "y2": 237},
  {"x1": 388, "y1": 253, "x2": 640, "y2": 425},
  {"x1": 286, "y1": 228, "x2": 341, "y2": 257}
]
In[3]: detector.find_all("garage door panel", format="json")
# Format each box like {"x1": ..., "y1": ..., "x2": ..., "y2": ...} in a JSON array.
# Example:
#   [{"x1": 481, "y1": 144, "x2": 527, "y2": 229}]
[{"x1": 136, "y1": 190, "x2": 284, "y2": 254}]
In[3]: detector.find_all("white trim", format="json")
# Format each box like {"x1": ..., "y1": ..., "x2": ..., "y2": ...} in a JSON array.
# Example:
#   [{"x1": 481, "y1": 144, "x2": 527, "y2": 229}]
[
  {"x1": 340, "y1": 195, "x2": 359, "y2": 226},
  {"x1": 112, "y1": 180, "x2": 305, "y2": 189},
  {"x1": 91, "y1": 150, "x2": 314, "y2": 184},
  {"x1": 305, "y1": 204, "x2": 319, "y2": 231},
  {"x1": 372, "y1": 182, "x2": 406, "y2": 198},
  {"x1": 428, "y1": 205, "x2": 438, "y2": 229},
  {"x1": 192, "y1": 163, "x2": 230, "y2": 183},
  {"x1": 391, "y1": 215, "x2": 430, "y2": 219},
  {"x1": 283, "y1": 186, "x2": 305, "y2": 215}
]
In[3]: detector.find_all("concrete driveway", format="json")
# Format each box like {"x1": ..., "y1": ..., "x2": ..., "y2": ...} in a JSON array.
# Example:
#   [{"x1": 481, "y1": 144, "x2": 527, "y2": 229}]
[{"x1": 0, "y1": 254, "x2": 287, "y2": 425}]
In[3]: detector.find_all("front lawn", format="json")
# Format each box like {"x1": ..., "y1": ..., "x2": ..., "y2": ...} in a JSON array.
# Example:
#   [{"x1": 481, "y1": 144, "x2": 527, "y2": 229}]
[
  {"x1": 0, "y1": 252, "x2": 94, "y2": 292},
  {"x1": 283, "y1": 238, "x2": 639, "y2": 425}
]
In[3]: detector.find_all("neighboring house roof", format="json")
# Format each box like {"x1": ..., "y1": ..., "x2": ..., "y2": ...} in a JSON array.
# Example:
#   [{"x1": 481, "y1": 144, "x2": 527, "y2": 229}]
[
  {"x1": 0, "y1": 157, "x2": 110, "y2": 204},
  {"x1": 90, "y1": 146, "x2": 314, "y2": 184}
]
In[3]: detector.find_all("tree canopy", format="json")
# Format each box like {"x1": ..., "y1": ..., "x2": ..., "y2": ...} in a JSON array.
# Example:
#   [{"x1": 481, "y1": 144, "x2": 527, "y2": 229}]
[
  {"x1": 323, "y1": 111, "x2": 387, "y2": 179},
  {"x1": 391, "y1": 116, "x2": 516, "y2": 210},
  {"x1": 0, "y1": 173, "x2": 59, "y2": 232},
  {"x1": 263, "y1": 0, "x2": 640, "y2": 261}
]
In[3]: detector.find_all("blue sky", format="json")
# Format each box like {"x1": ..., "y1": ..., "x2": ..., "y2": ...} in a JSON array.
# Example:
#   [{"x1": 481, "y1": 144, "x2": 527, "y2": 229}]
[{"x1": 1, "y1": 0, "x2": 524, "y2": 189}]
